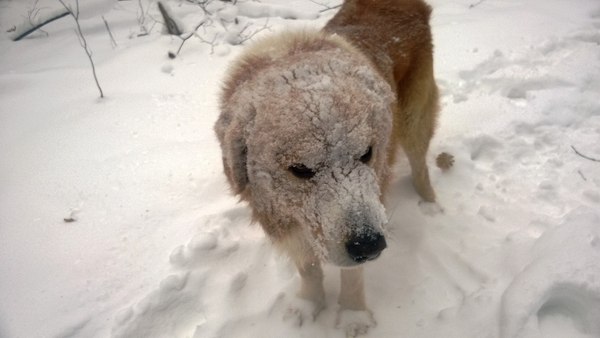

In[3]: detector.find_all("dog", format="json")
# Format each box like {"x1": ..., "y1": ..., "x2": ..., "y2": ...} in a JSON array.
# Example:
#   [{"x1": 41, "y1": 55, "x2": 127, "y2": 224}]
[{"x1": 215, "y1": 0, "x2": 441, "y2": 334}]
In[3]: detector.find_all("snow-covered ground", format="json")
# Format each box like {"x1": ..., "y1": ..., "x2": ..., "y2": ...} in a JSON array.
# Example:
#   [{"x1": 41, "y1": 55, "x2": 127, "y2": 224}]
[{"x1": 1, "y1": 0, "x2": 599, "y2": 337}]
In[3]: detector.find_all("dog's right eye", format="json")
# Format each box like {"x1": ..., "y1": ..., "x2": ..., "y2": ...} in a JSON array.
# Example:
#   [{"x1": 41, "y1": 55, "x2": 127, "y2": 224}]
[
  {"x1": 288, "y1": 164, "x2": 316, "y2": 179},
  {"x1": 360, "y1": 146, "x2": 373, "y2": 164}
]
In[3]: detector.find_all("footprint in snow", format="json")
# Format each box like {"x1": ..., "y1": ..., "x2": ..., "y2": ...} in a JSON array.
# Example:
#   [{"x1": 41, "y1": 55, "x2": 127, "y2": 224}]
[
  {"x1": 454, "y1": 42, "x2": 578, "y2": 102},
  {"x1": 465, "y1": 134, "x2": 504, "y2": 162},
  {"x1": 269, "y1": 292, "x2": 324, "y2": 328},
  {"x1": 112, "y1": 271, "x2": 206, "y2": 338},
  {"x1": 499, "y1": 211, "x2": 600, "y2": 338},
  {"x1": 229, "y1": 272, "x2": 248, "y2": 296},
  {"x1": 170, "y1": 229, "x2": 240, "y2": 268}
]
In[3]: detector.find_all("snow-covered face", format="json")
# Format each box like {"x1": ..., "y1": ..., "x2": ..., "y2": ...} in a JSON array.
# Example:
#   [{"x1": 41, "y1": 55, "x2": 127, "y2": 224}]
[{"x1": 242, "y1": 58, "x2": 394, "y2": 266}]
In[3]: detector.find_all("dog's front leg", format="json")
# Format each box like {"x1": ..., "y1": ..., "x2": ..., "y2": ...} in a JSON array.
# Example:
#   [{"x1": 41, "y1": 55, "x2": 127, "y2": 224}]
[
  {"x1": 339, "y1": 267, "x2": 366, "y2": 310},
  {"x1": 272, "y1": 256, "x2": 326, "y2": 327},
  {"x1": 296, "y1": 259, "x2": 326, "y2": 310},
  {"x1": 337, "y1": 267, "x2": 376, "y2": 337}
]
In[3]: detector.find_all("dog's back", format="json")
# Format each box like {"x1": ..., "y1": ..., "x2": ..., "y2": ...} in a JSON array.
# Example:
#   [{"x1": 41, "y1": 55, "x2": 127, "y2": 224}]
[
  {"x1": 324, "y1": 0, "x2": 439, "y2": 201},
  {"x1": 324, "y1": 0, "x2": 434, "y2": 87}
]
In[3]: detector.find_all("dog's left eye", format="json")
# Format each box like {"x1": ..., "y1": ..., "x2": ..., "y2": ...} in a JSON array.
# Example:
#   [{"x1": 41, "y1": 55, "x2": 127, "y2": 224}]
[
  {"x1": 360, "y1": 146, "x2": 373, "y2": 164},
  {"x1": 288, "y1": 164, "x2": 316, "y2": 179}
]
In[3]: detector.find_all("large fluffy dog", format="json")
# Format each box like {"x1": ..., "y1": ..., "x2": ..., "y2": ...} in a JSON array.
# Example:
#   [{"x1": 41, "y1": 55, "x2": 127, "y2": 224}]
[{"x1": 215, "y1": 0, "x2": 440, "y2": 334}]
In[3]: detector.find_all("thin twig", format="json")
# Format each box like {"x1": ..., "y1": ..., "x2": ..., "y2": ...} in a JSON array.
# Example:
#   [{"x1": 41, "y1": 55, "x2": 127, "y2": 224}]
[
  {"x1": 171, "y1": 19, "x2": 207, "y2": 58},
  {"x1": 137, "y1": 0, "x2": 146, "y2": 28},
  {"x1": 198, "y1": 33, "x2": 218, "y2": 54},
  {"x1": 58, "y1": 0, "x2": 104, "y2": 98},
  {"x1": 572, "y1": 145, "x2": 600, "y2": 162},
  {"x1": 102, "y1": 16, "x2": 118, "y2": 48},
  {"x1": 136, "y1": 0, "x2": 156, "y2": 35},
  {"x1": 469, "y1": 0, "x2": 487, "y2": 9},
  {"x1": 236, "y1": 18, "x2": 270, "y2": 45},
  {"x1": 309, "y1": 0, "x2": 342, "y2": 13},
  {"x1": 27, "y1": 0, "x2": 49, "y2": 37}
]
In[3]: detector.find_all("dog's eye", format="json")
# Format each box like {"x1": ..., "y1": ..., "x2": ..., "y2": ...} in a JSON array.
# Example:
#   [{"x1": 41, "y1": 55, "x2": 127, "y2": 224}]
[
  {"x1": 288, "y1": 164, "x2": 316, "y2": 179},
  {"x1": 360, "y1": 146, "x2": 373, "y2": 164}
]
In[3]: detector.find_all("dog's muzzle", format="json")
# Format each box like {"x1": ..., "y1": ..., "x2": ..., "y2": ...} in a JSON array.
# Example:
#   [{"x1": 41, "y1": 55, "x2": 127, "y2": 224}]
[{"x1": 345, "y1": 231, "x2": 387, "y2": 263}]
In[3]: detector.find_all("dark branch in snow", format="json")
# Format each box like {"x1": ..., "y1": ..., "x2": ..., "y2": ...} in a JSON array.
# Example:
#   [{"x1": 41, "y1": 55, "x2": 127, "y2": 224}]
[
  {"x1": 11, "y1": 8, "x2": 69, "y2": 41},
  {"x1": 572, "y1": 145, "x2": 600, "y2": 162},
  {"x1": 469, "y1": 0, "x2": 487, "y2": 9},
  {"x1": 157, "y1": 1, "x2": 183, "y2": 36}
]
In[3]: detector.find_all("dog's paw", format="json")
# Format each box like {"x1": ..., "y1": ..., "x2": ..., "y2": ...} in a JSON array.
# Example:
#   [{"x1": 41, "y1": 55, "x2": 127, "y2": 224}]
[
  {"x1": 335, "y1": 309, "x2": 376, "y2": 337},
  {"x1": 270, "y1": 293, "x2": 325, "y2": 327}
]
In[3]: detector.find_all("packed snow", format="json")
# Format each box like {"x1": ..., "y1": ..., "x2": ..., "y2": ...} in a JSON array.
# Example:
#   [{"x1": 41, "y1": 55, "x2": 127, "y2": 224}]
[{"x1": 1, "y1": 0, "x2": 599, "y2": 337}]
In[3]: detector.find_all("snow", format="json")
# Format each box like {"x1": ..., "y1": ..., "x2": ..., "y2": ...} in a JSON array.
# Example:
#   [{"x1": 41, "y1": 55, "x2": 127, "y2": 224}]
[
  {"x1": 0, "y1": 0, "x2": 599, "y2": 337},
  {"x1": 500, "y1": 210, "x2": 600, "y2": 338},
  {"x1": 236, "y1": 2, "x2": 319, "y2": 20}
]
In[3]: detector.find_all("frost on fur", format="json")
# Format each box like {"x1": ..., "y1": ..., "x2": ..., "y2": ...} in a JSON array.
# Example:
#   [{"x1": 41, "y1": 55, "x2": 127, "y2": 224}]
[{"x1": 216, "y1": 31, "x2": 394, "y2": 266}]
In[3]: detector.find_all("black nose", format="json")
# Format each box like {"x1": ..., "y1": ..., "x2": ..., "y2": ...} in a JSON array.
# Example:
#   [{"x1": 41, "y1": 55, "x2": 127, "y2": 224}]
[{"x1": 345, "y1": 232, "x2": 387, "y2": 263}]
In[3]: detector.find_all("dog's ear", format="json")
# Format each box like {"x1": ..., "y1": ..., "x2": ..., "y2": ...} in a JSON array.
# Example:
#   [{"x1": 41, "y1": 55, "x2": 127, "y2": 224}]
[
  {"x1": 215, "y1": 105, "x2": 255, "y2": 195},
  {"x1": 222, "y1": 124, "x2": 248, "y2": 194}
]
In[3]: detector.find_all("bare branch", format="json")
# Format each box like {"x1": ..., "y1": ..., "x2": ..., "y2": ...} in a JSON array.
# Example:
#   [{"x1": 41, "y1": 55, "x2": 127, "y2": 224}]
[
  {"x1": 136, "y1": 0, "x2": 157, "y2": 36},
  {"x1": 469, "y1": 0, "x2": 487, "y2": 9},
  {"x1": 11, "y1": 7, "x2": 69, "y2": 41},
  {"x1": 198, "y1": 33, "x2": 218, "y2": 54},
  {"x1": 236, "y1": 18, "x2": 270, "y2": 45},
  {"x1": 572, "y1": 145, "x2": 600, "y2": 162},
  {"x1": 58, "y1": 0, "x2": 105, "y2": 98},
  {"x1": 26, "y1": 0, "x2": 49, "y2": 37},
  {"x1": 137, "y1": 0, "x2": 146, "y2": 27},
  {"x1": 157, "y1": 1, "x2": 183, "y2": 35},
  {"x1": 102, "y1": 16, "x2": 118, "y2": 48},
  {"x1": 309, "y1": 0, "x2": 342, "y2": 13},
  {"x1": 170, "y1": 19, "x2": 208, "y2": 58}
]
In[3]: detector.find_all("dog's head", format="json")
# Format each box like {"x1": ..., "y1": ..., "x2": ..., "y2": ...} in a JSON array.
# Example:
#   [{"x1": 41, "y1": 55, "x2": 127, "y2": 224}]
[{"x1": 215, "y1": 32, "x2": 394, "y2": 267}]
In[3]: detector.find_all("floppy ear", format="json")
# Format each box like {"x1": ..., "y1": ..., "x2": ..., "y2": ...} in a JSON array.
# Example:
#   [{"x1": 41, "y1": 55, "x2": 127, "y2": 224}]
[
  {"x1": 214, "y1": 105, "x2": 255, "y2": 195},
  {"x1": 222, "y1": 121, "x2": 248, "y2": 194}
]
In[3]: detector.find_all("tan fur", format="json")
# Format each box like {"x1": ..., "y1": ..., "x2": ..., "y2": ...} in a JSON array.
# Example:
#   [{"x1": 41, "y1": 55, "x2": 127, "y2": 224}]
[
  {"x1": 325, "y1": 0, "x2": 439, "y2": 201},
  {"x1": 215, "y1": 0, "x2": 439, "y2": 332}
]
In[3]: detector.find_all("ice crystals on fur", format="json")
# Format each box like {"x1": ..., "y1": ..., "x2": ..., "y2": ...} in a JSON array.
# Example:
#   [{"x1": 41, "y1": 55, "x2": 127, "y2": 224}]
[{"x1": 217, "y1": 31, "x2": 394, "y2": 265}]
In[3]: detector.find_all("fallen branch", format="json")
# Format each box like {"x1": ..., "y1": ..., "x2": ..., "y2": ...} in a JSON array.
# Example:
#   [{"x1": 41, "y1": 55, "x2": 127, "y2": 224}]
[
  {"x1": 10, "y1": 8, "x2": 69, "y2": 41},
  {"x1": 571, "y1": 145, "x2": 600, "y2": 162},
  {"x1": 157, "y1": 1, "x2": 183, "y2": 35}
]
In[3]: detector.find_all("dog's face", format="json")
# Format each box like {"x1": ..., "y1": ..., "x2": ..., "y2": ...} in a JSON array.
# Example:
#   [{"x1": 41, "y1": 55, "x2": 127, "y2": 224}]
[{"x1": 217, "y1": 41, "x2": 394, "y2": 267}]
